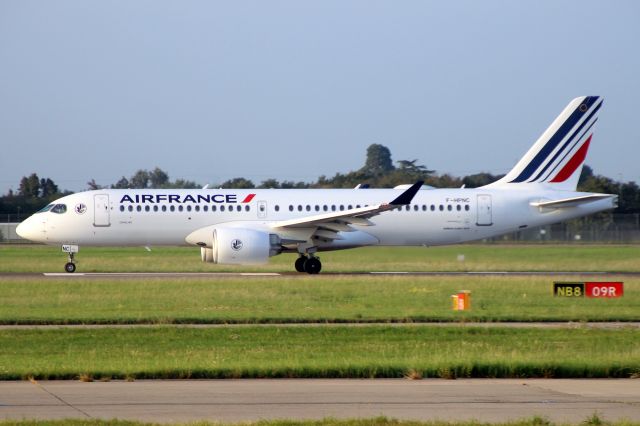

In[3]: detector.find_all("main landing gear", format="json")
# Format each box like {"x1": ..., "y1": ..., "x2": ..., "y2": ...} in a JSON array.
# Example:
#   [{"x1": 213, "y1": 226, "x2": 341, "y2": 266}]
[{"x1": 295, "y1": 254, "x2": 322, "y2": 274}]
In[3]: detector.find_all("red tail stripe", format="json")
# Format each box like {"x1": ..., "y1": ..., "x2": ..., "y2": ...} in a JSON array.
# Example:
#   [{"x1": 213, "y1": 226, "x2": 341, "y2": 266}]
[{"x1": 549, "y1": 135, "x2": 592, "y2": 183}]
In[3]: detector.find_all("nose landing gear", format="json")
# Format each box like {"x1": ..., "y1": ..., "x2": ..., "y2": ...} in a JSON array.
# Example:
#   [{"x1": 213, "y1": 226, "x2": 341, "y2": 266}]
[
  {"x1": 64, "y1": 256, "x2": 76, "y2": 273},
  {"x1": 62, "y1": 244, "x2": 79, "y2": 273}
]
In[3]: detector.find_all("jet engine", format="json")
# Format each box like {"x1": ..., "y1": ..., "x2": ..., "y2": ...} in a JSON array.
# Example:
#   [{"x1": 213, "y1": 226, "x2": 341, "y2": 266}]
[{"x1": 199, "y1": 227, "x2": 281, "y2": 265}]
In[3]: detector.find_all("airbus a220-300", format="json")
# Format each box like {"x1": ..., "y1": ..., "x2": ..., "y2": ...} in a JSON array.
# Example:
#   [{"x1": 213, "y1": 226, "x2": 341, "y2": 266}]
[{"x1": 17, "y1": 96, "x2": 616, "y2": 274}]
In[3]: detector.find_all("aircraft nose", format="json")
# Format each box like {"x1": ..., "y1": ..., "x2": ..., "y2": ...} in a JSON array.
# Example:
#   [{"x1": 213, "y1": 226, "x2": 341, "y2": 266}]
[{"x1": 16, "y1": 217, "x2": 45, "y2": 242}]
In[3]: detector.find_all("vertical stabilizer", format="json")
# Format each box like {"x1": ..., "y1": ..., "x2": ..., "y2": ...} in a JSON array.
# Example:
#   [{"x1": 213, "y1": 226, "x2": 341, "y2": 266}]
[{"x1": 488, "y1": 96, "x2": 602, "y2": 191}]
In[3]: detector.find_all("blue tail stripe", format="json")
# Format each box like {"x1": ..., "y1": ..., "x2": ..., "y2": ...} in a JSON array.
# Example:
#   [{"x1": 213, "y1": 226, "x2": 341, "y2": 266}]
[
  {"x1": 510, "y1": 96, "x2": 599, "y2": 183},
  {"x1": 529, "y1": 100, "x2": 602, "y2": 182}
]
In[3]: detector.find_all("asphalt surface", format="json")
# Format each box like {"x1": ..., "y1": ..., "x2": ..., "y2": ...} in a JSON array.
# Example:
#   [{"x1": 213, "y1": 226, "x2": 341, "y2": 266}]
[
  {"x1": 1, "y1": 379, "x2": 639, "y2": 423},
  {"x1": 0, "y1": 271, "x2": 638, "y2": 279}
]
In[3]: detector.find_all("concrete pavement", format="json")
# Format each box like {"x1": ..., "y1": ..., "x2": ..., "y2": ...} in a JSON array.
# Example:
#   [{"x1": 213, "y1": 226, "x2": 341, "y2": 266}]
[{"x1": 1, "y1": 379, "x2": 639, "y2": 423}]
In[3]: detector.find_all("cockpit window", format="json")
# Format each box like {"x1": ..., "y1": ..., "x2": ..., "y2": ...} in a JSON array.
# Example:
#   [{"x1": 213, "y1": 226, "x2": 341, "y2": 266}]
[
  {"x1": 51, "y1": 204, "x2": 67, "y2": 214},
  {"x1": 37, "y1": 204, "x2": 54, "y2": 213}
]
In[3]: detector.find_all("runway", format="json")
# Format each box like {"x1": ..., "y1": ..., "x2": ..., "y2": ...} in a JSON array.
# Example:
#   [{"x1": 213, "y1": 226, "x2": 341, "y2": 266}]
[
  {"x1": 0, "y1": 270, "x2": 636, "y2": 279},
  {"x1": 1, "y1": 379, "x2": 639, "y2": 423}
]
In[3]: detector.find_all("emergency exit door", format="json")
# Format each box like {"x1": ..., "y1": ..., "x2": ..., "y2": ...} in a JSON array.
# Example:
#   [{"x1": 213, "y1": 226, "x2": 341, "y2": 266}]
[
  {"x1": 476, "y1": 194, "x2": 493, "y2": 226},
  {"x1": 257, "y1": 201, "x2": 268, "y2": 219},
  {"x1": 94, "y1": 194, "x2": 110, "y2": 227}
]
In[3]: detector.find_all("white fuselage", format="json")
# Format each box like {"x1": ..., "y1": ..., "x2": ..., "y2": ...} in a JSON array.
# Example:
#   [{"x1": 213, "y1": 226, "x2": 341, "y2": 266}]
[{"x1": 17, "y1": 187, "x2": 615, "y2": 249}]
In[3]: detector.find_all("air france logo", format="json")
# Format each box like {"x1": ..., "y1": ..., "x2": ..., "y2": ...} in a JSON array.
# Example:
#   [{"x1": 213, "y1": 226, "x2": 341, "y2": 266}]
[
  {"x1": 119, "y1": 193, "x2": 256, "y2": 204},
  {"x1": 75, "y1": 203, "x2": 87, "y2": 214},
  {"x1": 231, "y1": 239, "x2": 243, "y2": 251}
]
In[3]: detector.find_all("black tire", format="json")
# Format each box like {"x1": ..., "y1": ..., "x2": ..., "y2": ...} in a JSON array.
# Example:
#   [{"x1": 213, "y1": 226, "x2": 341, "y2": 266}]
[
  {"x1": 304, "y1": 257, "x2": 321, "y2": 274},
  {"x1": 64, "y1": 262, "x2": 76, "y2": 273},
  {"x1": 295, "y1": 256, "x2": 307, "y2": 273}
]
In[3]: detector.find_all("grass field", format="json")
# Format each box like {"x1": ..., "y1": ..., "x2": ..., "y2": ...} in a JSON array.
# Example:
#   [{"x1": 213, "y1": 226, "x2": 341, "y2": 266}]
[
  {"x1": 1, "y1": 276, "x2": 638, "y2": 324},
  {"x1": 1, "y1": 244, "x2": 640, "y2": 273},
  {"x1": 1, "y1": 244, "x2": 638, "y2": 383},
  {"x1": 0, "y1": 326, "x2": 638, "y2": 380},
  {"x1": 2, "y1": 417, "x2": 639, "y2": 426}
]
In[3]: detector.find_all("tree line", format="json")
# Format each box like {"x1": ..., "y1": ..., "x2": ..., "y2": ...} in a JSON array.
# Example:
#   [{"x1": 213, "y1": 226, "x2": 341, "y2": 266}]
[{"x1": 1, "y1": 144, "x2": 639, "y2": 219}]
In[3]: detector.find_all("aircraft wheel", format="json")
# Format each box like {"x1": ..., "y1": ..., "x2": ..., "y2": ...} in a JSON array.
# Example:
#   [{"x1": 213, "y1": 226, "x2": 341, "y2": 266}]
[
  {"x1": 295, "y1": 256, "x2": 307, "y2": 273},
  {"x1": 304, "y1": 257, "x2": 321, "y2": 274},
  {"x1": 64, "y1": 262, "x2": 76, "y2": 273}
]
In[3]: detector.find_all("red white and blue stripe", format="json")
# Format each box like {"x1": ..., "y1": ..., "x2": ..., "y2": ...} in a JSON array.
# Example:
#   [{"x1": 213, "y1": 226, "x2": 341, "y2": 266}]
[{"x1": 496, "y1": 96, "x2": 602, "y2": 189}]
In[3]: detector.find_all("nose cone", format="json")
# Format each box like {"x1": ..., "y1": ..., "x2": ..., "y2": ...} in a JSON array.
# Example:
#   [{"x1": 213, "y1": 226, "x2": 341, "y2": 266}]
[{"x1": 16, "y1": 217, "x2": 45, "y2": 242}]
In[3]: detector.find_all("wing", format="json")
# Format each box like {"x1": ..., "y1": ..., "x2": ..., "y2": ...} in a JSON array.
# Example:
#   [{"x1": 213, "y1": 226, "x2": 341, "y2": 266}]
[{"x1": 270, "y1": 181, "x2": 424, "y2": 242}]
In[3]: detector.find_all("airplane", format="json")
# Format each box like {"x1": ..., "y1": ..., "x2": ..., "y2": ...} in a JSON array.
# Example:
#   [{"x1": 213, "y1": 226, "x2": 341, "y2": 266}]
[{"x1": 16, "y1": 96, "x2": 616, "y2": 274}]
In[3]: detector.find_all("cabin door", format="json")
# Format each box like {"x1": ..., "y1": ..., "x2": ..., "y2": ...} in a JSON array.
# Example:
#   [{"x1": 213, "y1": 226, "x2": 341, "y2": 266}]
[
  {"x1": 476, "y1": 194, "x2": 493, "y2": 226},
  {"x1": 94, "y1": 194, "x2": 110, "y2": 227}
]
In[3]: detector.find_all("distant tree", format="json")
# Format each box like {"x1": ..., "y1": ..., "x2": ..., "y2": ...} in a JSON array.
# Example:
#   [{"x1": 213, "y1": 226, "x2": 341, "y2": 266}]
[
  {"x1": 220, "y1": 177, "x2": 255, "y2": 189},
  {"x1": 578, "y1": 164, "x2": 594, "y2": 187},
  {"x1": 19, "y1": 173, "x2": 40, "y2": 198},
  {"x1": 130, "y1": 170, "x2": 150, "y2": 189},
  {"x1": 168, "y1": 179, "x2": 199, "y2": 189},
  {"x1": 111, "y1": 177, "x2": 131, "y2": 189},
  {"x1": 462, "y1": 173, "x2": 502, "y2": 188},
  {"x1": 40, "y1": 178, "x2": 58, "y2": 197},
  {"x1": 361, "y1": 144, "x2": 394, "y2": 176},
  {"x1": 87, "y1": 179, "x2": 102, "y2": 190},
  {"x1": 426, "y1": 173, "x2": 463, "y2": 188},
  {"x1": 149, "y1": 167, "x2": 170, "y2": 188},
  {"x1": 280, "y1": 180, "x2": 310, "y2": 189},
  {"x1": 259, "y1": 178, "x2": 280, "y2": 189}
]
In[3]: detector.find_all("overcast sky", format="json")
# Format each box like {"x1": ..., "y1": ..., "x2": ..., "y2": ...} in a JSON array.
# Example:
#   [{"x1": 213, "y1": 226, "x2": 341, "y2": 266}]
[{"x1": 1, "y1": 0, "x2": 638, "y2": 193}]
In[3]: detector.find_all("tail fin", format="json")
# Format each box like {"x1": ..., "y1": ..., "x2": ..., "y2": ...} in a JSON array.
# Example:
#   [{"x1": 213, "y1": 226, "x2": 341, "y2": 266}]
[{"x1": 488, "y1": 96, "x2": 603, "y2": 191}]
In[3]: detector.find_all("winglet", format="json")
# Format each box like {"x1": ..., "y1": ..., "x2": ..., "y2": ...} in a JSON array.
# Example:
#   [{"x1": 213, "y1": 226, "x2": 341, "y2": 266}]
[{"x1": 390, "y1": 181, "x2": 424, "y2": 205}]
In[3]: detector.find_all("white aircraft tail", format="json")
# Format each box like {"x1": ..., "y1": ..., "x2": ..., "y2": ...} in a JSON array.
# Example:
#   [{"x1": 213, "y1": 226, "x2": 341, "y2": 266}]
[{"x1": 488, "y1": 96, "x2": 602, "y2": 191}]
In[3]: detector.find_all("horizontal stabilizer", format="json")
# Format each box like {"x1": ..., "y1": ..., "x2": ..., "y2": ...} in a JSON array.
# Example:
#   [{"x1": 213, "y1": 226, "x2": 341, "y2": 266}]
[{"x1": 530, "y1": 194, "x2": 616, "y2": 209}]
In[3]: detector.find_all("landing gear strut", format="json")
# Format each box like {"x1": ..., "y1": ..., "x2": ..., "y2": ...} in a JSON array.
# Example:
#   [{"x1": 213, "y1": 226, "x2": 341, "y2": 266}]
[
  {"x1": 64, "y1": 253, "x2": 76, "y2": 273},
  {"x1": 62, "y1": 244, "x2": 79, "y2": 273},
  {"x1": 294, "y1": 254, "x2": 322, "y2": 274}
]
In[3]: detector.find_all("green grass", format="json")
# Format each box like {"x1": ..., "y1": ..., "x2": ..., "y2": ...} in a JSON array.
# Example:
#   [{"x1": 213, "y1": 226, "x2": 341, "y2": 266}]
[
  {"x1": 2, "y1": 417, "x2": 639, "y2": 426},
  {"x1": 0, "y1": 326, "x2": 638, "y2": 380},
  {"x1": 0, "y1": 276, "x2": 638, "y2": 324},
  {"x1": 1, "y1": 244, "x2": 640, "y2": 273},
  {"x1": 1, "y1": 417, "x2": 639, "y2": 426}
]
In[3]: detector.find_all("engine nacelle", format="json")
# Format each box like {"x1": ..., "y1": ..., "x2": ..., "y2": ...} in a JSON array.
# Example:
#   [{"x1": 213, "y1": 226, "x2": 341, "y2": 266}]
[{"x1": 201, "y1": 227, "x2": 281, "y2": 265}]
